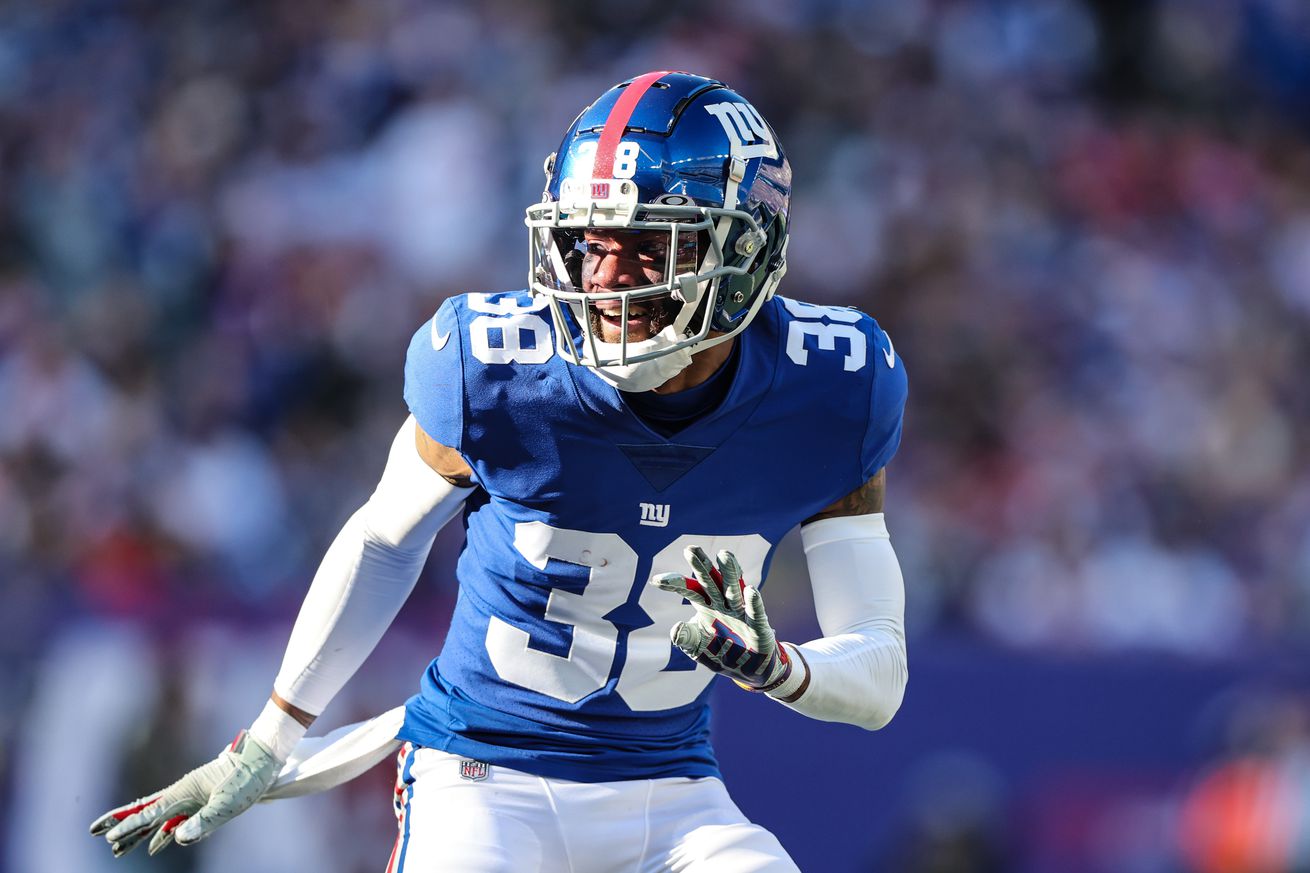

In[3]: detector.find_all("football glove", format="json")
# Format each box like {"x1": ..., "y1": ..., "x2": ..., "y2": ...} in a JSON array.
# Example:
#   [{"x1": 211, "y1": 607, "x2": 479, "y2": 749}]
[
  {"x1": 652, "y1": 546, "x2": 805, "y2": 697},
  {"x1": 89, "y1": 730, "x2": 282, "y2": 857}
]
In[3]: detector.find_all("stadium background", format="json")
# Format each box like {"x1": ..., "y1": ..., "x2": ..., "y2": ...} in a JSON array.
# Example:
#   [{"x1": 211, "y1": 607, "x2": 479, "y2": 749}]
[{"x1": 4, "y1": 1, "x2": 1310, "y2": 870}]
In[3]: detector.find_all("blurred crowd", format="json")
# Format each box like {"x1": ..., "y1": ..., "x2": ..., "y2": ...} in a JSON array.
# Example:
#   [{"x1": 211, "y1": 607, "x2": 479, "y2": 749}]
[{"x1": 5, "y1": 0, "x2": 1310, "y2": 870}]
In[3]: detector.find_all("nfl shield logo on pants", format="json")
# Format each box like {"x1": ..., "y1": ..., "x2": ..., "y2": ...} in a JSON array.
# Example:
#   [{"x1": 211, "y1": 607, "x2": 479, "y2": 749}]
[{"x1": 459, "y1": 759, "x2": 489, "y2": 781}]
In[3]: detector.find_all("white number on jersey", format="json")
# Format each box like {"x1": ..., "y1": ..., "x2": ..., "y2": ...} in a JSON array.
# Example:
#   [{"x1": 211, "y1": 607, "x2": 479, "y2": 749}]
[
  {"x1": 781, "y1": 298, "x2": 866, "y2": 372},
  {"x1": 486, "y1": 524, "x2": 637, "y2": 703},
  {"x1": 467, "y1": 293, "x2": 553, "y2": 365},
  {"x1": 486, "y1": 522, "x2": 771, "y2": 709}
]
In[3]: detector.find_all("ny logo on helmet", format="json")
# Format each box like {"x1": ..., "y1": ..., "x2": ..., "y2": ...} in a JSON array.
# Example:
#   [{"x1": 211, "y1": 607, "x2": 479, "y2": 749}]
[{"x1": 704, "y1": 102, "x2": 778, "y2": 160}]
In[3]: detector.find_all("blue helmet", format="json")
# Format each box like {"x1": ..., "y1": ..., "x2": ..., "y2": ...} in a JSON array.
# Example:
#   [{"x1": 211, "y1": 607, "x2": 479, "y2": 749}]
[{"x1": 526, "y1": 71, "x2": 792, "y2": 369}]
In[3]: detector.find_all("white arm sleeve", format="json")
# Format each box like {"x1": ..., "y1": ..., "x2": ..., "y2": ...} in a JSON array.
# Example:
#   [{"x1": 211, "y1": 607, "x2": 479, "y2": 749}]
[
  {"x1": 771, "y1": 512, "x2": 908, "y2": 730},
  {"x1": 270, "y1": 415, "x2": 473, "y2": 716}
]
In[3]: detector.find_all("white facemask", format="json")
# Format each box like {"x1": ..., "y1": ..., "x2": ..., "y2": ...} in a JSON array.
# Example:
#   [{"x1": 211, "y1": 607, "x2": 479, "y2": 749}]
[{"x1": 586, "y1": 326, "x2": 695, "y2": 393}]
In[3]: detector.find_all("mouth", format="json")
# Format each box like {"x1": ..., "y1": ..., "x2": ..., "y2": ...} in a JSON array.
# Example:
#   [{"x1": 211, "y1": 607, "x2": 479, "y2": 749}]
[{"x1": 591, "y1": 303, "x2": 654, "y2": 332}]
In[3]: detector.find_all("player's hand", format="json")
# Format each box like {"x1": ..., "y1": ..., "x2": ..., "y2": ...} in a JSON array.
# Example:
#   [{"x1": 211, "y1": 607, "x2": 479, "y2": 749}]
[
  {"x1": 651, "y1": 546, "x2": 802, "y2": 696},
  {"x1": 89, "y1": 731, "x2": 283, "y2": 857}
]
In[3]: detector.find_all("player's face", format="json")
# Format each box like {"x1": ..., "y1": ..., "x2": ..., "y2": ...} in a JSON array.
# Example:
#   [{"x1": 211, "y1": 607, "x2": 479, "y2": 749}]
[{"x1": 581, "y1": 229, "x2": 697, "y2": 343}]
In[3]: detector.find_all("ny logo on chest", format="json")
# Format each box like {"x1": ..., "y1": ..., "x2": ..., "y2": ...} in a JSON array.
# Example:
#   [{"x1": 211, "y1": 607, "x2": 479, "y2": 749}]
[{"x1": 638, "y1": 503, "x2": 671, "y2": 528}]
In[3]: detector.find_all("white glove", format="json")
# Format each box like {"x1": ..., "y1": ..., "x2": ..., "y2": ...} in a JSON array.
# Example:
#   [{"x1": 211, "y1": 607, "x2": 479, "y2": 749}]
[
  {"x1": 89, "y1": 731, "x2": 283, "y2": 857},
  {"x1": 652, "y1": 546, "x2": 806, "y2": 698}
]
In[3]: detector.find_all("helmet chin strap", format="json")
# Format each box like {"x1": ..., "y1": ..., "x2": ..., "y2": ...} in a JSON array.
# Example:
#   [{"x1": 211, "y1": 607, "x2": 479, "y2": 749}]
[{"x1": 589, "y1": 327, "x2": 695, "y2": 393}]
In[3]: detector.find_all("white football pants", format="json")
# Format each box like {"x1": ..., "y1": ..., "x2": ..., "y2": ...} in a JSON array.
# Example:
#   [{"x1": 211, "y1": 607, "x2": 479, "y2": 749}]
[{"x1": 384, "y1": 744, "x2": 799, "y2": 873}]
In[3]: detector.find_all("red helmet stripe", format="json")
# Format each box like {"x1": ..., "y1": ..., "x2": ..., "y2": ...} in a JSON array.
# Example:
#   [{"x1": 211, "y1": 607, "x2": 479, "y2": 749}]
[{"x1": 593, "y1": 70, "x2": 673, "y2": 179}]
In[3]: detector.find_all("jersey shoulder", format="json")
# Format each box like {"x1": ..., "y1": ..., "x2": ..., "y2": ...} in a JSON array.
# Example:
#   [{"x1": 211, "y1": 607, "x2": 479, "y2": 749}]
[
  {"x1": 765, "y1": 294, "x2": 907, "y2": 477},
  {"x1": 404, "y1": 294, "x2": 465, "y2": 451},
  {"x1": 403, "y1": 290, "x2": 563, "y2": 454}
]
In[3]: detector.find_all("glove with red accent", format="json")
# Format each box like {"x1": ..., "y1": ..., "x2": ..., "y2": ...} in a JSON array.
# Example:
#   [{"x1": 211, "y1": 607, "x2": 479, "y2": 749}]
[
  {"x1": 652, "y1": 546, "x2": 808, "y2": 699},
  {"x1": 89, "y1": 730, "x2": 283, "y2": 857}
]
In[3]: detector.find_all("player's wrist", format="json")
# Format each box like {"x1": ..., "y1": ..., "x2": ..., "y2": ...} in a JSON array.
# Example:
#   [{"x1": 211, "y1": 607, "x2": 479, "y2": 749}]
[
  {"x1": 248, "y1": 698, "x2": 309, "y2": 762},
  {"x1": 763, "y1": 643, "x2": 810, "y2": 702}
]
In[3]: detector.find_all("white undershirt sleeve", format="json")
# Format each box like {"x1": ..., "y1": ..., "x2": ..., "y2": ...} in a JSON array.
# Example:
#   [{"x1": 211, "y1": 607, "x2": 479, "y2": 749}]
[
  {"x1": 269, "y1": 415, "x2": 473, "y2": 717},
  {"x1": 770, "y1": 512, "x2": 908, "y2": 730}
]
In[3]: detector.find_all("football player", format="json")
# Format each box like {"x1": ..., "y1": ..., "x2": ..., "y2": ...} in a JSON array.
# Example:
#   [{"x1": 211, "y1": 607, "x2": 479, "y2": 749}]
[{"x1": 91, "y1": 71, "x2": 909, "y2": 872}]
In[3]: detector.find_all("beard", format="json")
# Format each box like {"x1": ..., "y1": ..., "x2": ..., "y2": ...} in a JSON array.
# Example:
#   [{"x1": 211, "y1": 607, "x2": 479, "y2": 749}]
[{"x1": 588, "y1": 294, "x2": 677, "y2": 343}]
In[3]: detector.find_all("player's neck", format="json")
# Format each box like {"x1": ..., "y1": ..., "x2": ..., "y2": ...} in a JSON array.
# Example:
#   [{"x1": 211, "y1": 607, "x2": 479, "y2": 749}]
[{"x1": 651, "y1": 336, "x2": 735, "y2": 395}]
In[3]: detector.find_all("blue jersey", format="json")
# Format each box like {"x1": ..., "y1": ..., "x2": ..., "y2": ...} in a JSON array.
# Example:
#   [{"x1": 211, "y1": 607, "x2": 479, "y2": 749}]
[{"x1": 397, "y1": 290, "x2": 906, "y2": 782}]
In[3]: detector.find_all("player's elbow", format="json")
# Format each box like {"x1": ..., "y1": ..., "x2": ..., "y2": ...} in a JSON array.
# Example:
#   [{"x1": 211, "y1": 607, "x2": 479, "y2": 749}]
[
  {"x1": 856, "y1": 645, "x2": 907, "y2": 731},
  {"x1": 859, "y1": 670, "x2": 907, "y2": 731},
  {"x1": 785, "y1": 631, "x2": 907, "y2": 729}
]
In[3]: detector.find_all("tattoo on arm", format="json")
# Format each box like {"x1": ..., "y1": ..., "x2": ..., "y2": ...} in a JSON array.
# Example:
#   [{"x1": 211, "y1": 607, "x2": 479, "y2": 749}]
[
  {"x1": 803, "y1": 469, "x2": 885, "y2": 525},
  {"x1": 414, "y1": 423, "x2": 476, "y2": 488}
]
